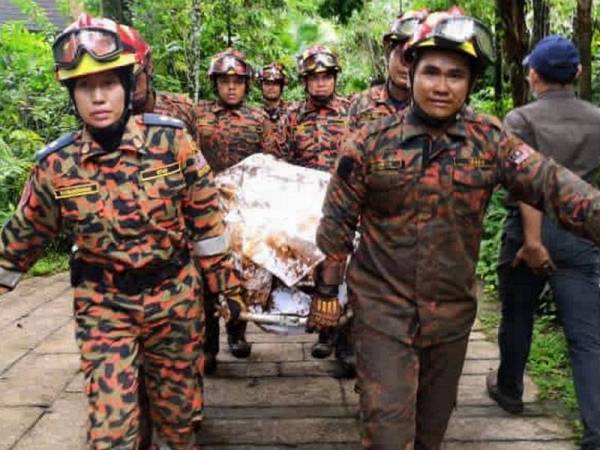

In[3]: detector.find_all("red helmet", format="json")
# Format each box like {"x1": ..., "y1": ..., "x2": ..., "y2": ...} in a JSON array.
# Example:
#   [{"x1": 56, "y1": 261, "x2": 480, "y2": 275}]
[
  {"x1": 208, "y1": 48, "x2": 253, "y2": 79},
  {"x1": 52, "y1": 13, "x2": 135, "y2": 81},
  {"x1": 297, "y1": 45, "x2": 341, "y2": 77},
  {"x1": 403, "y1": 6, "x2": 494, "y2": 70},
  {"x1": 383, "y1": 9, "x2": 429, "y2": 47},
  {"x1": 116, "y1": 23, "x2": 152, "y2": 75},
  {"x1": 257, "y1": 63, "x2": 287, "y2": 85}
]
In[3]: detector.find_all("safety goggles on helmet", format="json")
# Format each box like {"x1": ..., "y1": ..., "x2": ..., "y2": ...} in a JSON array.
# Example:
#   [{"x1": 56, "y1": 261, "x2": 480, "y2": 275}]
[
  {"x1": 433, "y1": 16, "x2": 494, "y2": 62},
  {"x1": 299, "y1": 52, "x2": 339, "y2": 75},
  {"x1": 385, "y1": 17, "x2": 423, "y2": 43},
  {"x1": 53, "y1": 27, "x2": 123, "y2": 70},
  {"x1": 209, "y1": 54, "x2": 252, "y2": 77}
]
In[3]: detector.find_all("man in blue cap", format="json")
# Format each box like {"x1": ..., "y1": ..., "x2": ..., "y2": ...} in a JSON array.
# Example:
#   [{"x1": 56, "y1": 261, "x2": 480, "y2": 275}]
[{"x1": 487, "y1": 35, "x2": 600, "y2": 450}]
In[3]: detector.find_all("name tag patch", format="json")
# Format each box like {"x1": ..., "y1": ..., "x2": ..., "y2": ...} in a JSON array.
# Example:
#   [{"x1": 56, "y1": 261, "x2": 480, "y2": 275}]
[
  {"x1": 54, "y1": 183, "x2": 99, "y2": 199},
  {"x1": 454, "y1": 157, "x2": 495, "y2": 169},
  {"x1": 140, "y1": 162, "x2": 181, "y2": 182}
]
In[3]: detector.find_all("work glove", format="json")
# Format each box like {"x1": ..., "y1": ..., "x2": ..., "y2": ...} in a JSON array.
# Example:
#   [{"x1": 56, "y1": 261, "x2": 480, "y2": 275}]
[
  {"x1": 215, "y1": 291, "x2": 247, "y2": 323},
  {"x1": 306, "y1": 295, "x2": 342, "y2": 333}
]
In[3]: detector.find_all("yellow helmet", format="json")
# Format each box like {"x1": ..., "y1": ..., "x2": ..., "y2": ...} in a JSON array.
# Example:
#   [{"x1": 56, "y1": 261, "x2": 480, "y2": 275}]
[
  {"x1": 53, "y1": 13, "x2": 135, "y2": 81},
  {"x1": 403, "y1": 7, "x2": 494, "y2": 70}
]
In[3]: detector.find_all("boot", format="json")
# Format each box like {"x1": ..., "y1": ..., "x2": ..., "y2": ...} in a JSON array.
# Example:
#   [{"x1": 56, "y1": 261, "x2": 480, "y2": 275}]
[
  {"x1": 311, "y1": 329, "x2": 334, "y2": 358},
  {"x1": 227, "y1": 320, "x2": 251, "y2": 358}
]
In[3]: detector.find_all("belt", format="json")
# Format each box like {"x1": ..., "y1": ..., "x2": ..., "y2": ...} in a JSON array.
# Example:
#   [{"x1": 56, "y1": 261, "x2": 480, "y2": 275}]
[{"x1": 70, "y1": 250, "x2": 190, "y2": 295}]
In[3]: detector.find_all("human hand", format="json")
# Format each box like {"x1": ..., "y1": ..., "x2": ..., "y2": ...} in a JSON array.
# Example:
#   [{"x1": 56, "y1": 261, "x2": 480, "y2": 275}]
[
  {"x1": 512, "y1": 242, "x2": 556, "y2": 275},
  {"x1": 306, "y1": 295, "x2": 342, "y2": 333},
  {"x1": 215, "y1": 293, "x2": 246, "y2": 322}
]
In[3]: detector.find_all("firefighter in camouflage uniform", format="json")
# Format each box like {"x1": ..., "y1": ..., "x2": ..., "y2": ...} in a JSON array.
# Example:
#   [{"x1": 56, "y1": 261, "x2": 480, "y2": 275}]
[
  {"x1": 0, "y1": 14, "x2": 245, "y2": 449},
  {"x1": 309, "y1": 7, "x2": 600, "y2": 450},
  {"x1": 120, "y1": 23, "x2": 197, "y2": 136},
  {"x1": 194, "y1": 48, "x2": 269, "y2": 373},
  {"x1": 349, "y1": 10, "x2": 428, "y2": 127},
  {"x1": 257, "y1": 62, "x2": 289, "y2": 123},
  {"x1": 263, "y1": 45, "x2": 354, "y2": 376}
]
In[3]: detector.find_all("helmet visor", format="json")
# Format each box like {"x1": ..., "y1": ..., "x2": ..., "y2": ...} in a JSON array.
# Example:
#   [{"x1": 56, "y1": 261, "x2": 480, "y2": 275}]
[
  {"x1": 434, "y1": 17, "x2": 494, "y2": 62},
  {"x1": 302, "y1": 52, "x2": 338, "y2": 73},
  {"x1": 53, "y1": 28, "x2": 122, "y2": 69},
  {"x1": 387, "y1": 17, "x2": 422, "y2": 42}
]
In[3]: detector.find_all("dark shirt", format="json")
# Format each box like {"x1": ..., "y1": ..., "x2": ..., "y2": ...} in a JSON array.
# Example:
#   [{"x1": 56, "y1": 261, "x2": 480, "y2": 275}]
[{"x1": 504, "y1": 89, "x2": 600, "y2": 206}]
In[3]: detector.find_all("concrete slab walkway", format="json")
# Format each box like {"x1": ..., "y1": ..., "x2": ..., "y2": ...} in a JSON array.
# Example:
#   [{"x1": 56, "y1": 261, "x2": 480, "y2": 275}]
[{"x1": 0, "y1": 273, "x2": 577, "y2": 449}]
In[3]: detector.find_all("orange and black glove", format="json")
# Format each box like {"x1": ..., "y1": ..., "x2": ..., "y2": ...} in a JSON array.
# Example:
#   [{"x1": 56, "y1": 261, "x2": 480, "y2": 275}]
[
  {"x1": 215, "y1": 288, "x2": 247, "y2": 323},
  {"x1": 306, "y1": 295, "x2": 342, "y2": 333}
]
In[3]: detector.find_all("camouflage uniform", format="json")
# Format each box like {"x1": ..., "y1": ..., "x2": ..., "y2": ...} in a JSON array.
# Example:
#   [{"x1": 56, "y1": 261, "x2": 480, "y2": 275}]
[
  {"x1": 316, "y1": 107, "x2": 600, "y2": 449},
  {"x1": 193, "y1": 99, "x2": 268, "y2": 361},
  {"x1": 0, "y1": 113, "x2": 239, "y2": 449},
  {"x1": 152, "y1": 91, "x2": 197, "y2": 138},
  {"x1": 193, "y1": 100, "x2": 268, "y2": 173},
  {"x1": 263, "y1": 100, "x2": 290, "y2": 124},
  {"x1": 267, "y1": 95, "x2": 350, "y2": 171},
  {"x1": 348, "y1": 84, "x2": 405, "y2": 128}
]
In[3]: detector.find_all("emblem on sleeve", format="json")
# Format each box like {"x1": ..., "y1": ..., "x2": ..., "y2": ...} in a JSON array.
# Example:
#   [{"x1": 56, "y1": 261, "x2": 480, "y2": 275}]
[{"x1": 508, "y1": 145, "x2": 535, "y2": 168}]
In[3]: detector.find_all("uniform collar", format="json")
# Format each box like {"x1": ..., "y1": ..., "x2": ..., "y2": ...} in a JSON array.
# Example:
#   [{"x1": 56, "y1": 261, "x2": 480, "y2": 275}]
[
  {"x1": 537, "y1": 88, "x2": 576, "y2": 100},
  {"x1": 402, "y1": 107, "x2": 468, "y2": 142},
  {"x1": 213, "y1": 100, "x2": 246, "y2": 115},
  {"x1": 301, "y1": 95, "x2": 345, "y2": 116},
  {"x1": 80, "y1": 115, "x2": 145, "y2": 160}
]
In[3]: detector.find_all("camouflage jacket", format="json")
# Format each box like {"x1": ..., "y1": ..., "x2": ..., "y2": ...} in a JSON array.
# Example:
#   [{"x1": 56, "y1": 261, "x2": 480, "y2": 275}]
[
  {"x1": 348, "y1": 84, "x2": 407, "y2": 128},
  {"x1": 0, "y1": 114, "x2": 239, "y2": 295},
  {"x1": 316, "y1": 107, "x2": 600, "y2": 347},
  {"x1": 151, "y1": 91, "x2": 197, "y2": 138},
  {"x1": 193, "y1": 100, "x2": 268, "y2": 174},
  {"x1": 263, "y1": 100, "x2": 290, "y2": 124},
  {"x1": 266, "y1": 95, "x2": 350, "y2": 171}
]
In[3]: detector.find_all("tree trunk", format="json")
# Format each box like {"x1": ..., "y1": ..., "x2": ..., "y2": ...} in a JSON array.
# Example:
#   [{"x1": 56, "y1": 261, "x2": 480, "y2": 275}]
[
  {"x1": 191, "y1": 0, "x2": 202, "y2": 103},
  {"x1": 494, "y1": 0, "x2": 503, "y2": 110},
  {"x1": 101, "y1": 0, "x2": 132, "y2": 25},
  {"x1": 498, "y1": 0, "x2": 529, "y2": 107},
  {"x1": 575, "y1": 0, "x2": 593, "y2": 100},
  {"x1": 531, "y1": 0, "x2": 550, "y2": 46}
]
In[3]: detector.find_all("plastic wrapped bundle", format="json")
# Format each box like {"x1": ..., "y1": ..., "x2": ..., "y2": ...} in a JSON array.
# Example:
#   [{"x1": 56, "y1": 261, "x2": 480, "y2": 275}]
[{"x1": 215, "y1": 153, "x2": 330, "y2": 289}]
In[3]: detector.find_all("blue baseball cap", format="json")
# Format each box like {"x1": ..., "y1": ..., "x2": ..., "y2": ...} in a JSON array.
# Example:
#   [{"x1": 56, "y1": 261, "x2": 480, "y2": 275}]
[{"x1": 522, "y1": 35, "x2": 580, "y2": 83}]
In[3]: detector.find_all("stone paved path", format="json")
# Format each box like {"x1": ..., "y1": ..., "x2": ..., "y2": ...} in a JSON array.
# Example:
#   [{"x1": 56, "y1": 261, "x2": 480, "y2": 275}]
[{"x1": 0, "y1": 273, "x2": 577, "y2": 449}]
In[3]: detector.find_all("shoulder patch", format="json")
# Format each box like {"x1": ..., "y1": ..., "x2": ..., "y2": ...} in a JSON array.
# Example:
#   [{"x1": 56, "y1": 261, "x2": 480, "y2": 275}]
[
  {"x1": 142, "y1": 113, "x2": 184, "y2": 129},
  {"x1": 36, "y1": 132, "x2": 77, "y2": 162}
]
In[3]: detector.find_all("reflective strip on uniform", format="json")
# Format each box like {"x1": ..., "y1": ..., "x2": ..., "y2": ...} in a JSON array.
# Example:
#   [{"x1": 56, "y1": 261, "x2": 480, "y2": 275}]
[
  {"x1": 192, "y1": 232, "x2": 230, "y2": 256},
  {"x1": 0, "y1": 267, "x2": 23, "y2": 289}
]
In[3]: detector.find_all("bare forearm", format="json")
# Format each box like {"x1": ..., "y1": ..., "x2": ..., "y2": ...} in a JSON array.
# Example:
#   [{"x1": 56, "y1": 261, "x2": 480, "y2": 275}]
[{"x1": 518, "y1": 201, "x2": 543, "y2": 245}]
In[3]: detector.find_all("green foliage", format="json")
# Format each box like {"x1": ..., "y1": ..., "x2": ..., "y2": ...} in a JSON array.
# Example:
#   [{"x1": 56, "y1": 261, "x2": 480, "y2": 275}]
[
  {"x1": 529, "y1": 316, "x2": 578, "y2": 412},
  {"x1": 475, "y1": 190, "x2": 507, "y2": 290},
  {"x1": 0, "y1": 21, "x2": 77, "y2": 216},
  {"x1": 318, "y1": 0, "x2": 365, "y2": 24}
]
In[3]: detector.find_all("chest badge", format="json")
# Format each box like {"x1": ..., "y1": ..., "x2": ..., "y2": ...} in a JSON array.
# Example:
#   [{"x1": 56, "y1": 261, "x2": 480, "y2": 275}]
[{"x1": 54, "y1": 182, "x2": 100, "y2": 199}]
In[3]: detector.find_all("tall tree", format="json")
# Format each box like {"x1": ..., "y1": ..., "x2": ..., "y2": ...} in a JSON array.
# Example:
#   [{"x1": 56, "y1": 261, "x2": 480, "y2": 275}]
[
  {"x1": 575, "y1": 0, "x2": 593, "y2": 100},
  {"x1": 498, "y1": 0, "x2": 529, "y2": 106},
  {"x1": 191, "y1": 0, "x2": 202, "y2": 102},
  {"x1": 101, "y1": 0, "x2": 132, "y2": 25},
  {"x1": 532, "y1": 0, "x2": 550, "y2": 45}
]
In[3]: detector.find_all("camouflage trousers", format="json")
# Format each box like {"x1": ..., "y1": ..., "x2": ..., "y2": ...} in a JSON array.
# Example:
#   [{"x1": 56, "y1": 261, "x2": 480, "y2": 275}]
[
  {"x1": 73, "y1": 262, "x2": 204, "y2": 449},
  {"x1": 353, "y1": 319, "x2": 469, "y2": 450}
]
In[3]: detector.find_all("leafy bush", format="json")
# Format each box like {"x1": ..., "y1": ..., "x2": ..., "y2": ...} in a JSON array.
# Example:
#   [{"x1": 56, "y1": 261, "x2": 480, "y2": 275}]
[{"x1": 0, "y1": 22, "x2": 77, "y2": 218}]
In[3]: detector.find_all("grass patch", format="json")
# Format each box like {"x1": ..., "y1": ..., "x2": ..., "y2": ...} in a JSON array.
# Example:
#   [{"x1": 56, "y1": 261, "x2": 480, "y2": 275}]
[{"x1": 27, "y1": 252, "x2": 69, "y2": 277}]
